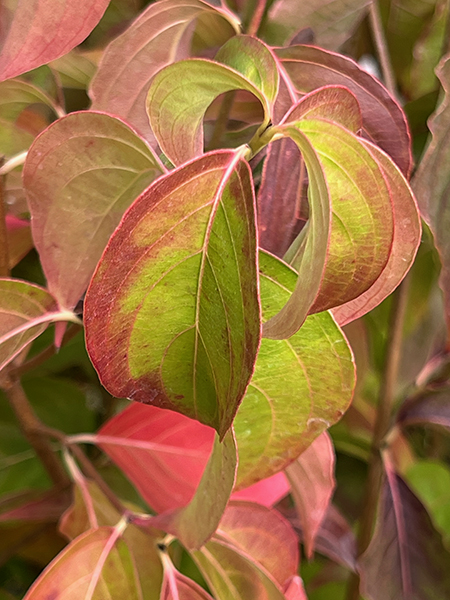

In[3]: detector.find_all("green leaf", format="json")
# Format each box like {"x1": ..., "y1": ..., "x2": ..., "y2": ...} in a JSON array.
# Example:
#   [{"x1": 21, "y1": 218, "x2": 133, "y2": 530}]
[
  {"x1": 90, "y1": 0, "x2": 239, "y2": 144},
  {"x1": 147, "y1": 36, "x2": 278, "y2": 165},
  {"x1": 23, "y1": 527, "x2": 142, "y2": 600},
  {"x1": 84, "y1": 150, "x2": 260, "y2": 437},
  {"x1": 23, "y1": 111, "x2": 164, "y2": 310},
  {"x1": 151, "y1": 429, "x2": 237, "y2": 550},
  {"x1": 0, "y1": 279, "x2": 76, "y2": 371},
  {"x1": 234, "y1": 252, "x2": 355, "y2": 488}
]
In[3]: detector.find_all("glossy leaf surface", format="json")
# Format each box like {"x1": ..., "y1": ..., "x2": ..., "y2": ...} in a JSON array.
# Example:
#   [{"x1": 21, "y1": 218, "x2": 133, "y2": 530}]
[
  {"x1": 23, "y1": 527, "x2": 142, "y2": 600},
  {"x1": 276, "y1": 45, "x2": 412, "y2": 176},
  {"x1": 234, "y1": 252, "x2": 355, "y2": 489},
  {"x1": 286, "y1": 431, "x2": 335, "y2": 559},
  {"x1": 0, "y1": 279, "x2": 74, "y2": 371},
  {"x1": 147, "y1": 37, "x2": 278, "y2": 165},
  {"x1": 0, "y1": 0, "x2": 109, "y2": 82},
  {"x1": 90, "y1": 0, "x2": 239, "y2": 143},
  {"x1": 359, "y1": 455, "x2": 450, "y2": 600},
  {"x1": 85, "y1": 150, "x2": 260, "y2": 437},
  {"x1": 216, "y1": 501, "x2": 299, "y2": 586},
  {"x1": 96, "y1": 403, "x2": 214, "y2": 513},
  {"x1": 265, "y1": 0, "x2": 370, "y2": 49},
  {"x1": 23, "y1": 111, "x2": 163, "y2": 310}
]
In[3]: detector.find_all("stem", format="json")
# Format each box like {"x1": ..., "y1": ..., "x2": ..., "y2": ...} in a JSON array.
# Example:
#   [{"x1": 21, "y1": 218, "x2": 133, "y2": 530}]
[
  {"x1": 346, "y1": 278, "x2": 410, "y2": 600},
  {"x1": 247, "y1": 0, "x2": 266, "y2": 36},
  {"x1": 3, "y1": 375, "x2": 70, "y2": 488},
  {"x1": 369, "y1": 1, "x2": 397, "y2": 97},
  {"x1": 0, "y1": 160, "x2": 10, "y2": 277},
  {"x1": 0, "y1": 151, "x2": 28, "y2": 176}
]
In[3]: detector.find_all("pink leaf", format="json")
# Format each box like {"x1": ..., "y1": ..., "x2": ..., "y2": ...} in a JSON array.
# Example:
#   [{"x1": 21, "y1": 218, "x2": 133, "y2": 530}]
[
  {"x1": 231, "y1": 472, "x2": 290, "y2": 507},
  {"x1": 0, "y1": 0, "x2": 110, "y2": 82},
  {"x1": 285, "y1": 431, "x2": 335, "y2": 559},
  {"x1": 283, "y1": 575, "x2": 308, "y2": 600},
  {"x1": 160, "y1": 552, "x2": 214, "y2": 600},
  {"x1": 96, "y1": 403, "x2": 215, "y2": 514}
]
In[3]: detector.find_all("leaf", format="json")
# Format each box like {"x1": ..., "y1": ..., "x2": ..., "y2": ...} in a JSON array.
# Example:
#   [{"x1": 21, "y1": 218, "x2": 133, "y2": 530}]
[
  {"x1": 23, "y1": 110, "x2": 164, "y2": 311},
  {"x1": 0, "y1": 0, "x2": 110, "y2": 82},
  {"x1": 0, "y1": 489, "x2": 71, "y2": 523},
  {"x1": 160, "y1": 552, "x2": 215, "y2": 600},
  {"x1": 286, "y1": 431, "x2": 335, "y2": 559},
  {"x1": 96, "y1": 403, "x2": 215, "y2": 514},
  {"x1": 233, "y1": 251, "x2": 355, "y2": 489},
  {"x1": 147, "y1": 36, "x2": 278, "y2": 165},
  {"x1": 264, "y1": 0, "x2": 371, "y2": 49},
  {"x1": 150, "y1": 429, "x2": 237, "y2": 550},
  {"x1": 263, "y1": 114, "x2": 396, "y2": 339},
  {"x1": 413, "y1": 55, "x2": 450, "y2": 328},
  {"x1": 397, "y1": 389, "x2": 450, "y2": 430},
  {"x1": 359, "y1": 454, "x2": 450, "y2": 600},
  {"x1": 276, "y1": 44, "x2": 413, "y2": 176},
  {"x1": 60, "y1": 479, "x2": 164, "y2": 600},
  {"x1": 215, "y1": 500, "x2": 299, "y2": 586},
  {"x1": 90, "y1": 0, "x2": 239, "y2": 144},
  {"x1": 282, "y1": 576, "x2": 308, "y2": 600},
  {"x1": 192, "y1": 536, "x2": 288, "y2": 600},
  {"x1": 5, "y1": 215, "x2": 33, "y2": 269},
  {"x1": 84, "y1": 150, "x2": 260, "y2": 437},
  {"x1": 332, "y1": 139, "x2": 421, "y2": 325},
  {"x1": 231, "y1": 472, "x2": 290, "y2": 507},
  {"x1": 0, "y1": 279, "x2": 77, "y2": 372},
  {"x1": 23, "y1": 526, "x2": 143, "y2": 600},
  {"x1": 50, "y1": 51, "x2": 97, "y2": 89}
]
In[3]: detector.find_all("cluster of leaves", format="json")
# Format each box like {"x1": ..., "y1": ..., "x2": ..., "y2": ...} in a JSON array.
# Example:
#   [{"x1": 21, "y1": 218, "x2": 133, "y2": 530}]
[{"x1": 0, "y1": 0, "x2": 450, "y2": 599}]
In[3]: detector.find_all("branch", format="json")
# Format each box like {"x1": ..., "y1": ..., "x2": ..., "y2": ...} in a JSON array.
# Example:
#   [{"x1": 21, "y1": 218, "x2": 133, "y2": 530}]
[{"x1": 369, "y1": 1, "x2": 397, "y2": 98}]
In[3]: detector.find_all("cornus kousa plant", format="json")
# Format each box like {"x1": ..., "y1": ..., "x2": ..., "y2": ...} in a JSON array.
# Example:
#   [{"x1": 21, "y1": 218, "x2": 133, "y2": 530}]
[{"x1": 2, "y1": 0, "x2": 450, "y2": 598}]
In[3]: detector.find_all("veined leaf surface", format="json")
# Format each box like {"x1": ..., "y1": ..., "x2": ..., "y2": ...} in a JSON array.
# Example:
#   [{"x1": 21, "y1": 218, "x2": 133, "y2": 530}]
[
  {"x1": 90, "y1": 0, "x2": 239, "y2": 144},
  {"x1": 23, "y1": 111, "x2": 164, "y2": 310},
  {"x1": 147, "y1": 36, "x2": 278, "y2": 165},
  {"x1": 0, "y1": 279, "x2": 76, "y2": 371},
  {"x1": 233, "y1": 252, "x2": 355, "y2": 489},
  {"x1": 84, "y1": 150, "x2": 260, "y2": 437},
  {"x1": 0, "y1": 0, "x2": 109, "y2": 82}
]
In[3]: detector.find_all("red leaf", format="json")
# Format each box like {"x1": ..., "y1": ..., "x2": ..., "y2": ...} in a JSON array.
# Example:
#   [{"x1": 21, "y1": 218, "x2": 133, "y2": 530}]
[
  {"x1": 216, "y1": 500, "x2": 299, "y2": 586},
  {"x1": 286, "y1": 431, "x2": 335, "y2": 559},
  {"x1": 96, "y1": 403, "x2": 215, "y2": 514},
  {"x1": 359, "y1": 454, "x2": 450, "y2": 600},
  {"x1": 397, "y1": 389, "x2": 450, "y2": 430},
  {"x1": 231, "y1": 472, "x2": 290, "y2": 507},
  {"x1": 0, "y1": 0, "x2": 109, "y2": 82}
]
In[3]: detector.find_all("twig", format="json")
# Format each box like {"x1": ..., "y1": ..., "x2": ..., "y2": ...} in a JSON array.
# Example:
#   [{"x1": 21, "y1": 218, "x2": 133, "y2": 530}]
[
  {"x1": 3, "y1": 375, "x2": 70, "y2": 488},
  {"x1": 369, "y1": 1, "x2": 397, "y2": 97},
  {"x1": 0, "y1": 159, "x2": 10, "y2": 277},
  {"x1": 247, "y1": 0, "x2": 266, "y2": 36},
  {"x1": 346, "y1": 277, "x2": 410, "y2": 600}
]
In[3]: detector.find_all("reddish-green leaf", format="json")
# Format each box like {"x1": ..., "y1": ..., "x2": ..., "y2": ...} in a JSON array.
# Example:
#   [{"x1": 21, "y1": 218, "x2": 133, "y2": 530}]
[
  {"x1": 0, "y1": 489, "x2": 70, "y2": 523},
  {"x1": 215, "y1": 501, "x2": 299, "y2": 586},
  {"x1": 264, "y1": 110, "x2": 395, "y2": 338},
  {"x1": 90, "y1": 0, "x2": 239, "y2": 144},
  {"x1": 23, "y1": 526, "x2": 142, "y2": 600},
  {"x1": 286, "y1": 432, "x2": 335, "y2": 559},
  {"x1": 147, "y1": 36, "x2": 278, "y2": 165},
  {"x1": 413, "y1": 56, "x2": 450, "y2": 329},
  {"x1": 94, "y1": 404, "x2": 215, "y2": 514},
  {"x1": 233, "y1": 252, "x2": 355, "y2": 489},
  {"x1": 333, "y1": 139, "x2": 421, "y2": 326},
  {"x1": 23, "y1": 111, "x2": 163, "y2": 311},
  {"x1": 84, "y1": 150, "x2": 260, "y2": 437},
  {"x1": 5, "y1": 215, "x2": 33, "y2": 269},
  {"x1": 276, "y1": 45, "x2": 412, "y2": 176},
  {"x1": 160, "y1": 552, "x2": 215, "y2": 600},
  {"x1": 264, "y1": 0, "x2": 370, "y2": 49},
  {"x1": 359, "y1": 455, "x2": 450, "y2": 600},
  {"x1": 0, "y1": 279, "x2": 77, "y2": 371},
  {"x1": 0, "y1": 0, "x2": 109, "y2": 82},
  {"x1": 149, "y1": 429, "x2": 237, "y2": 550}
]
